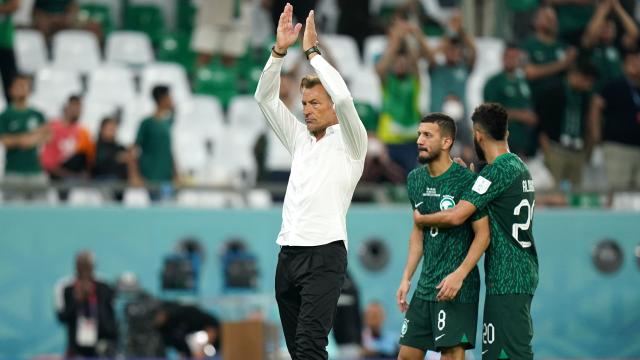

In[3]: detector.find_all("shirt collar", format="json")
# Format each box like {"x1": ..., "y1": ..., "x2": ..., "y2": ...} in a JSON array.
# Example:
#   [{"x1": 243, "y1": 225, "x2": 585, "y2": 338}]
[{"x1": 307, "y1": 124, "x2": 340, "y2": 139}]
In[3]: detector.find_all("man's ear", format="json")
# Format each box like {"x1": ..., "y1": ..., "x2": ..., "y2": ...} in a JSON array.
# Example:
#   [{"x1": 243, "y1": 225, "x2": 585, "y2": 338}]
[{"x1": 442, "y1": 136, "x2": 454, "y2": 151}]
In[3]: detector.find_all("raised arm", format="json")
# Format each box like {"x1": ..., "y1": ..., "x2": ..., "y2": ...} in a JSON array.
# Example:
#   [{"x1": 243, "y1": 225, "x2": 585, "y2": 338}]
[
  {"x1": 305, "y1": 11, "x2": 367, "y2": 160},
  {"x1": 612, "y1": 0, "x2": 639, "y2": 49},
  {"x1": 524, "y1": 46, "x2": 576, "y2": 80},
  {"x1": 254, "y1": 3, "x2": 305, "y2": 154},
  {"x1": 582, "y1": 0, "x2": 612, "y2": 48}
]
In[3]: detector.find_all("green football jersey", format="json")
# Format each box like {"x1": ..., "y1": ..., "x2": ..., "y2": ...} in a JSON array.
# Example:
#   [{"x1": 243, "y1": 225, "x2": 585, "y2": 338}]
[
  {"x1": 0, "y1": 106, "x2": 46, "y2": 174},
  {"x1": 407, "y1": 162, "x2": 487, "y2": 303},
  {"x1": 462, "y1": 153, "x2": 539, "y2": 296}
]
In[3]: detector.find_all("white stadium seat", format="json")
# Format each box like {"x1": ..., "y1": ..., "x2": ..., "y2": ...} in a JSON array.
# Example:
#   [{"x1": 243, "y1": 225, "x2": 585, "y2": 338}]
[
  {"x1": 86, "y1": 65, "x2": 136, "y2": 105},
  {"x1": 52, "y1": 30, "x2": 102, "y2": 73},
  {"x1": 363, "y1": 35, "x2": 387, "y2": 68},
  {"x1": 106, "y1": 31, "x2": 154, "y2": 66},
  {"x1": 351, "y1": 68, "x2": 382, "y2": 109},
  {"x1": 14, "y1": 30, "x2": 48, "y2": 74},
  {"x1": 227, "y1": 95, "x2": 266, "y2": 144},
  {"x1": 140, "y1": 62, "x2": 191, "y2": 105},
  {"x1": 81, "y1": 97, "x2": 120, "y2": 137},
  {"x1": 174, "y1": 95, "x2": 224, "y2": 135},
  {"x1": 322, "y1": 34, "x2": 362, "y2": 79}
]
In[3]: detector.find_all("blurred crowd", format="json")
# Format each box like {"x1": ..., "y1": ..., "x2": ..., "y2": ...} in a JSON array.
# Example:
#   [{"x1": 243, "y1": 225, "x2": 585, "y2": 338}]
[{"x1": 0, "y1": 0, "x2": 639, "y2": 206}]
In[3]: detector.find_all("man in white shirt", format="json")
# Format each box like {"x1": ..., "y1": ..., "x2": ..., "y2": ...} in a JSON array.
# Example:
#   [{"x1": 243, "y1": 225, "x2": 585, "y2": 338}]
[{"x1": 254, "y1": 3, "x2": 367, "y2": 359}]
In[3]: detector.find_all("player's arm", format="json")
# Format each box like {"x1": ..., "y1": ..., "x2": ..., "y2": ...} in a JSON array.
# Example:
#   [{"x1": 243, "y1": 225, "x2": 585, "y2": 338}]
[
  {"x1": 436, "y1": 215, "x2": 490, "y2": 301},
  {"x1": 397, "y1": 222, "x2": 424, "y2": 312},
  {"x1": 254, "y1": 3, "x2": 305, "y2": 155},
  {"x1": 306, "y1": 12, "x2": 367, "y2": 160},
  {"x1": 414, "y1": 200, "x2": 477, "y2": 228}
]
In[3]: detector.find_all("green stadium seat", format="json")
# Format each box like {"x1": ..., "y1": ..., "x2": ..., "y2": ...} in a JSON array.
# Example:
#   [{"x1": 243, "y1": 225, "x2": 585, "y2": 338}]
[
  {"x1": 78, "y1": 3, "x2": 114, "y2": 36},
  {"x1": 176, "y1": 0, "x2": 196, "y2": 33},
  {"x1": 157, "y1": 32, "x2": 197, "y2": 75},
  {"x1": 238, "y1": 47, "x2": 271, "y2": 95},
  {"x1": 193, "y1": 62, "x2": 240, "y2": 110},
  {"x1": 123, "y1": 4, "x2": 165, "y2": 45}
]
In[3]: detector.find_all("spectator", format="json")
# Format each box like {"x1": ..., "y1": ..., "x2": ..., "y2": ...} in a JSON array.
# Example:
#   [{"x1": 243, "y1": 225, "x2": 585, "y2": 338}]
[
  {"x1": 154, "y1": 302, "x2": 220, "y2": 359},
  {"x1": 32, "y1": 0, "x2": 78, "y2": 42},
  {"x1": 484, "y1": 43, "x2": 538, "y2": 158},
  {"x1": 589, "y1": 50, "x2": 640, "y2": 190},
  {"x1": 523, "y1": 6, "x2": 577, "y2": 120},
  {"x1": 93, "y1": 116, "x2": 131, "y2": 181},
  {"x1": 548, "y1": 0, "x2": 595, "y2": 46},
  {"x1": 0, "y1": 0, "x2": 19, "y2": 104},
  {"x1": 55, "y1": 250, "x2": 118, "y2": 358},
  {"x1": 374, "y1": 18, "x2": 425, "y2": 176},
  {"x1": 427, "y1": 11, "x2": 476, "y2": 116},
  {"x1": 129, "y1": 85, "x2": 178, "y2": 193},
  {"x1": 40, "y1": 95, "x2": 94, "y2": 181},
  {"x1": 581, "y1": 0, "x2": 639, "y2": 91},
  {"x1": 361, "y1": 301, "x2": 397, "y2": 359},
  {"x1": 191, "y1": 0, "x2": 249, "y2": 68},
  {"x1": 0, "y1": 75, "x2": 49, "y2": 201},
  {"x1": 538, "y1": 62, "x2": 599, "y2": 188}
]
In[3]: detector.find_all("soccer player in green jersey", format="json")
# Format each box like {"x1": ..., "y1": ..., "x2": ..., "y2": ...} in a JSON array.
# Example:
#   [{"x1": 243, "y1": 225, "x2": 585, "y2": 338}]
[
  {"x1": 414, "y1": 103, "x2": 539, "y2": 359},
  {"x1": 397, "y1": 113, "x2": 490, "y2": 360}
]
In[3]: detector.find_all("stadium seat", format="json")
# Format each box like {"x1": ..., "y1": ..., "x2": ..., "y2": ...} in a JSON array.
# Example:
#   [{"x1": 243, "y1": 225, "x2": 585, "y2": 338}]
[
  {"x1": 117, "y1": 97, "x2": 154, "y2": 145},
  {"x1": 52, "y1": 30, "x2": 102, "y2": 73},
  {"x1": 350, "y1": 68, "x2": 382, "y2": 109},
  {"x1": 246, "y1": 189, "x2": 273, "y2": 208},
  {"x1": 80, "y1": 97, "x2": 120, "y2": 137},
  {"x1": 140, "y1": 62, "x2": 191, "y2": 105},
  {"x1": 227, "y1": 95, "x2": 267, "y2": 144},
  {"x1": 156, "y1": 32, "x2": 196, "y2": 74},
  {"x1": 266, "y1": 131, "x2": 292, "y2": 173},
  {"x1": 176, "y1": 190, "x2": 243, "y2": 208},
  {"x1": 193, "y1": 62, "x2": 240, "y2": 110},
  {"x1": 172, "y1": 127, "x2": 209, "y2": 179},
  {"x1": 106, "y1": 31, "x2": 154, "y2": 66},
  {"x1": 77, "y1": 3, "x2": 114, "y2": 36},
  {"x1": 214, "y1": 129, "x2": 259, "y2": 187},
  {"x1": 86, "y1": 65, "x2": 136, "y2": 105},
  {"x1": 123, "y1": 3, "x2": 165, "y2": 45},
  {"x1": 67, "y1": 188, "x2": 106, "y2": 206},
  {"x1": 363, "y1": 35, "x2": 388, "y2": 68},
  {"x1": 474, "y1": 37, "x2": 505, "y2": 78},
  {"x1": 31, "y1": 68, "x2": 83, "y2": 118},
  {"x1": 175, "y1": 95, "x2": 224, "y2": 136},
  {"x1": 322, "y1": 34, "x2": 362, "y2": 80},
  {"x1": 123, "y1": 188, "x2": 151, "y2": 207},
  {"x1": 14, "y1": 30, "x2": 48, "y2": 74}
]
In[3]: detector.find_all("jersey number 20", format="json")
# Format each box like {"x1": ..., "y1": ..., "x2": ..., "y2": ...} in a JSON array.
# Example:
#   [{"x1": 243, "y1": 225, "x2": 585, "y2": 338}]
[{"x1": 512, "y1": 199, "x2": 534, "y2": 248}]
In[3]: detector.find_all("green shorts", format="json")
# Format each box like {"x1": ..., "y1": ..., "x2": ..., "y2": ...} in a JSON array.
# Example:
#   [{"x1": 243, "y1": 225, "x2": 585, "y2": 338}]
[
  {"x1": 399, "y1": 296, "x2": 478, "y2": 352},
  {"x1": 481, "y1": 294, "x2": 534, "y2": 360}
]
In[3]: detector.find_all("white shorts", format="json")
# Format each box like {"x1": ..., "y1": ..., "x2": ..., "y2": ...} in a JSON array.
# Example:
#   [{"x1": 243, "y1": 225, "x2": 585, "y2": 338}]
[{"x1": 191, "y1": 24, "x2": 248, "y2": 57}]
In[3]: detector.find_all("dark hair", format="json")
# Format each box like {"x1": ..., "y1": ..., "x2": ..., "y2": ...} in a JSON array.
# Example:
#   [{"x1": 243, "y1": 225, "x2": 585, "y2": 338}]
[
  {"x1": 152, "y1": 85, "x2": 170, "y2": 104},
  {"x1": 623, "y1": 48, "x2": 640, "y2": 60},
  {"x1": 573, "y1": 60, "x2": 599, "y2": 80},
  {"x1": 471, "y1": 103, "x2": 508, "y2": 140},
  {"x1": 504, "y1": 41, "x2": 520, "y2": 51},
  {"x1": 421, "y1": 113, "x2": 457, "y2": 143},
  {"x1": 67, "y1": 94, "x2": 82, "y2": 103},
  {"x1": 11, "y1": 74, "x2": 30, "y2": 85}
]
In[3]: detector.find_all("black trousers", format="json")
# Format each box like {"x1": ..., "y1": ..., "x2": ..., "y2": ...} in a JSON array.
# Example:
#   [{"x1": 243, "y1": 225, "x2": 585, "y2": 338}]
[
  {"x1": 275, "y1": 240, "x2": 347, "y2": 360},
  {"x1": 0, "y1": 47, "x2": 17, "y2": 104}
]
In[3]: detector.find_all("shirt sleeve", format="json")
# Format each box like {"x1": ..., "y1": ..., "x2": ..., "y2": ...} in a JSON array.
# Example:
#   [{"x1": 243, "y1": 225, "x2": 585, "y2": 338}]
[
  {"x1": 461, "y1": 162, "x2": 515, "y2": 211},
  {"x1": 309, "y1": 55, "x2": 368, "y2": 160},
  {"x1": 254, "y1": 55, "x2": 306, "y2": 155}
]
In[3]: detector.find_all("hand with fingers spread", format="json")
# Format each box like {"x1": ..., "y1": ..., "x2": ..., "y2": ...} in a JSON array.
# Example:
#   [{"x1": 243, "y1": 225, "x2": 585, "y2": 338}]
[
  {"x1": 436, "y1": 270, "x2": 465, "y2": 302},
  {"x1": 274, "y1": 3, "x2": 302, "y2": 56},
  {"x1": 303, "y1": 9, "x2": 318, "y2": 55}
]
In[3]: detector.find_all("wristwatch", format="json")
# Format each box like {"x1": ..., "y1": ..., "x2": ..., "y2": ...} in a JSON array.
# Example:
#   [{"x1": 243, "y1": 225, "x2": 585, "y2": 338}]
[{"x1": 304, "y1": 45, "x2": 322, "y2": 60}]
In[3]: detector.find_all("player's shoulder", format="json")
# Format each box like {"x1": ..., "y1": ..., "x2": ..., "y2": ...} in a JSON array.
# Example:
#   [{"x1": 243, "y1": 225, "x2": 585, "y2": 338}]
[
  {"x1": 407, "y1": 166, "x2": 424, "y2": 182},
  {"x1": 492, "y1": 153, "x2": 530, "y2": 180},
  {"x1": 450, "y1": 162, "x2": 477, "y2": 182}
]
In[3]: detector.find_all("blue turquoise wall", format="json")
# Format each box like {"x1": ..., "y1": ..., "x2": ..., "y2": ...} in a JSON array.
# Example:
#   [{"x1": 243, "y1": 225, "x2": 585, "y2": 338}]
[{"x1": 0, "y1": 207, "x2": 638, "y2": 359}]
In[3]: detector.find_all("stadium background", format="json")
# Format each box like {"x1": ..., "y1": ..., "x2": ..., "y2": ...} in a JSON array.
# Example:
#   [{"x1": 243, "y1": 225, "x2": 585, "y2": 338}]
[{"x1": 0, "y1": 0, "x2": 639, "y2": 359}]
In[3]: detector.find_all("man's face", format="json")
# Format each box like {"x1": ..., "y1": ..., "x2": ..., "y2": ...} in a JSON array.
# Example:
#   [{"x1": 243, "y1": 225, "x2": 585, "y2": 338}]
[
  {"x1": 10, "y1": 78, "x2": 30, "y2": 102},
  {"x1": 393, "y1": 54, "x2": 410, "y2": 76},
  {"x1": 101, "y1": 120, "x2": 117, "y2": 141},
  {"x1": 444, "y1": 41, "x2": 462, "y2": 64},
  {"x1": 301, "y1": 84, "x2": 337, "y2": 135},
  {"x1": 364, "y1": 304, "x2": 384, "y2": 330},
  {"x1": 473, "y1": 125, "x2": 487, "y2": 162},
  {"x1": 417, "y1": 122, "x2": 447, "y2": 164},
  {"x1": 503, "y1": 48, "x2": 521, "y2": 72},
  {"x1": 536, "y1": 8, "x2": 558, "y2": 36},
  {"x1": 65, "y1": 100, "x2": 82, "y2": 122}
]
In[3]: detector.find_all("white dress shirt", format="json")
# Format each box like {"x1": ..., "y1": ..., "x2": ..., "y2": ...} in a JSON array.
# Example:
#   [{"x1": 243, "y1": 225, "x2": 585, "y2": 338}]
[{"x1": 255, "y1": 54, "x2": 368, "y2": 248}]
